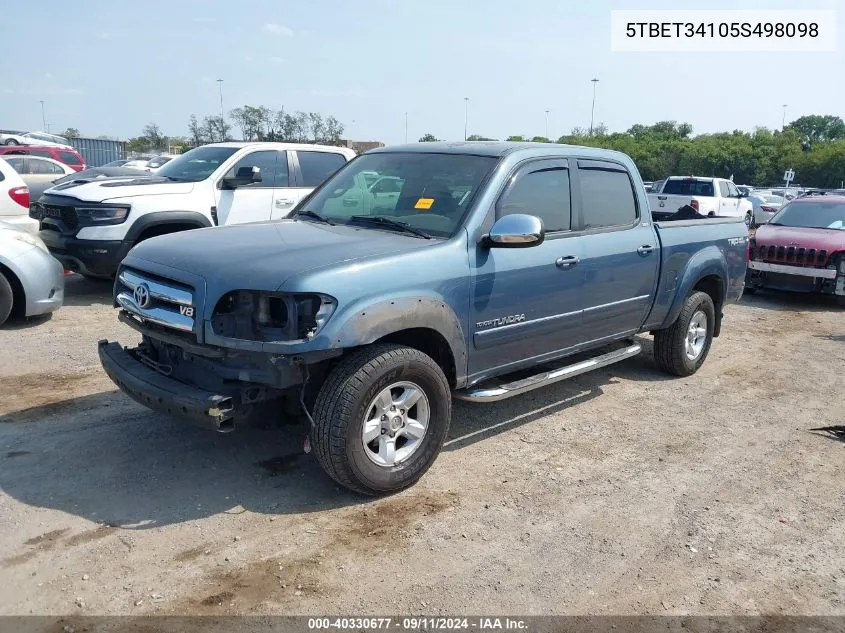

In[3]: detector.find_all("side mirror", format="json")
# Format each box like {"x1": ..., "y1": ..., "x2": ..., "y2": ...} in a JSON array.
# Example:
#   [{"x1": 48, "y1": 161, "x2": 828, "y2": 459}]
[
  {"x1": 483, "y1": 214, "x2": 544, "y2": 248},
  {"x1": 222, "y1": 166, "x2": 262, "y2": 189}
]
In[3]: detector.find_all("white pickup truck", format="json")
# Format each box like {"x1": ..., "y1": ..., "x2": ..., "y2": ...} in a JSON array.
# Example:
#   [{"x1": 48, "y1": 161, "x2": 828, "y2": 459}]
[
  {"x1": 32, "y1": 142, "x2": 356, "y2": 278},
  {"x1": 648, "y1": 176, "x2": 753, "y2": 224}
]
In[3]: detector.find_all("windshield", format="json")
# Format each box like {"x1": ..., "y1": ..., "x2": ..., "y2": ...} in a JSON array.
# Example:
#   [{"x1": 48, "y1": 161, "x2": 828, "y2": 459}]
[
  {"x1": 299, "y1": 152, "x2": 497, "y2": 238},
  {"x1": 662, "y1": 179, "x2": 714, "y2": 196},
  {"x1": 155, "y1": 146, "x2": 237, "y2": 182},
  {"x1": 769, "y1": 201, "x2": 845, "y2": 230}
]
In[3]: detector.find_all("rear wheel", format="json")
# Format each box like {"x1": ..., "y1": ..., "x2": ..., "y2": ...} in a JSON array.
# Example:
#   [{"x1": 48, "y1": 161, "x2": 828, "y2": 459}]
[
  {"x1": 0, "y1": 272, "x2": 14, "y2": 326},
  {"x1": 654, "y1": 291, "x2": 715, "y2": 377},
  {"x1": 4, "y1": 138, "x2": 19, "y2": 146},
  {"x1": 745, "y1": 211, "x2": 755, "y2": 228},
  {"x1": 311, "y1": 343, "x2": 451, "y2": 495}
]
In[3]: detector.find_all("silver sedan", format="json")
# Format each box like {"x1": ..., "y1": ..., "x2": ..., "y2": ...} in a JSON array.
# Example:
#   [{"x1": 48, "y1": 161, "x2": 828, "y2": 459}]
[{"x1": 0, "y1": 222, "x2": 65, "y2": 326}]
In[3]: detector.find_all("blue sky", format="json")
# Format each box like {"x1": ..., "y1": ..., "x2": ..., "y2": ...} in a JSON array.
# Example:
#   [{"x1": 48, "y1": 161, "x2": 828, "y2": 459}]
[{"x1": 2, "y1": 0, "x2": 843, "y2": 144}]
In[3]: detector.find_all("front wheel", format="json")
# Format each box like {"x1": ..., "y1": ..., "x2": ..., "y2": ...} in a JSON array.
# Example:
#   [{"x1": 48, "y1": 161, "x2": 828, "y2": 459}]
[
  {"x1": 653, "y1": 291, "x2": 715, "y2": 377},
  {"x1": 4, "y1": 138, "x2": 19, "y2": 146},
  {"x1": 311, "y1": 343, "x2": 452, "y2": 495}
]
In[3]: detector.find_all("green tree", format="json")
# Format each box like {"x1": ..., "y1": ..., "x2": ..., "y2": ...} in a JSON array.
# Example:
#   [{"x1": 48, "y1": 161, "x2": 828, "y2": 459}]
[
  {"x1": 418, "y1": 133, "x2": 440, "y2": 142},
  {"x1": 466, "y1": 134, "x2": 496, "y2": 141},
  {"x1": 62, "y1": 127, "x2": 80, "y2": 138},
  {"x1": 506, "y1": 135, "x2": 528, "y2": 141},
  {"x1": 787, "y1": 115, "x2": 845, "y2": 144},
  {"x1": 530, "y1": 136, "x2": 550, "y2": 143}
]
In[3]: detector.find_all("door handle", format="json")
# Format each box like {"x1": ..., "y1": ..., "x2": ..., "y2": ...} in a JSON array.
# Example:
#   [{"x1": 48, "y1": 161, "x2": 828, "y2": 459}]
[
  {"x1": 637, "y1": 245, "x2": 655, "y2": 255},
  {"x1": 275, "y1": 198, "x2": 294, "y2": 207},
  {"x1": 555, "y1": 255, "x2": 580, "y2": 269}
]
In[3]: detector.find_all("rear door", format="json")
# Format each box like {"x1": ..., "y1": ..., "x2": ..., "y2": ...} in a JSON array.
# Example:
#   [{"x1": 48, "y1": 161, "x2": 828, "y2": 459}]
[
  {"x1": 281, "y1": 150, "x2": 349, "y2": 218},
  {"x1": 574, "y1": 159, "x2": 660, "y2": 344},
  {"x1": 469, "y1": 158, "x2": 584, "y2": 378},
  {"x1": 215, "y1": 150, "x2": 280, "y2": 224},
  {"x1": 718, "y1": 181, "x2": 737, "y2": 216}
]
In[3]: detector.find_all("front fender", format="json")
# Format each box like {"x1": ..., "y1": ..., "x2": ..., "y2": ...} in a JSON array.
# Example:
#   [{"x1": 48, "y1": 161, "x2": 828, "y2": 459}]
[
  {"x1": 321, "y1": 295, "x2": 468, "y2": 385},
  {"x1": 659, "y1": 245, "x2": 727, "y2": 330}
]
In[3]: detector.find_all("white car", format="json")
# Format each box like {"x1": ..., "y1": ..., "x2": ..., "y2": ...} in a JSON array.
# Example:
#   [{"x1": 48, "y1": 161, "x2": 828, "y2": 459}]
[
  {"x1": 648, "y1": 176, "x2": 753, "y2": 221},
  {"x1": 0, "y1": 130, "x2": 73, "y2": 149},
  {"x1": 143, "y1": 154, "x2": 176, "y2": 173},
  {"x1": 3, "y1": 155, "x2": 75, "y2": 186},
  {"x1": 0, "y1": 221, "x2": 64, "y2": 326},
  {"x1": 122, "y1": 157, "x2": 154, "y2": 170},
  {"x1": 37, "y1": 142, "x2": 356, "y2": 278},
  {"x1": 747, "y1": 192, "x2": 784, "y2": 226},
  {"x1": 0, "y1": 157, "x2": 37, "y2": 233}
]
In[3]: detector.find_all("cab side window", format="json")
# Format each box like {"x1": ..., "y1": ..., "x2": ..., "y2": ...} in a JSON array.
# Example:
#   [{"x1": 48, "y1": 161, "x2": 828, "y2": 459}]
[
  {"x1": 578, "y1": 164, "x2": 638, "y2": 229},
  {"x1": 223, "y1": 150, "x2": 288, "y2": 188},
  {"x1": 497, "y1": 164, "x2": 571, "y2": 232}
]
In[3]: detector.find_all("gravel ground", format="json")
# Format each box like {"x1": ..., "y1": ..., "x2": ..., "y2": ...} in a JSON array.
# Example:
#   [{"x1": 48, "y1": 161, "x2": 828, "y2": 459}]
[{"x1": 0, "y1": 275, "x2": 843, "y2": 616}]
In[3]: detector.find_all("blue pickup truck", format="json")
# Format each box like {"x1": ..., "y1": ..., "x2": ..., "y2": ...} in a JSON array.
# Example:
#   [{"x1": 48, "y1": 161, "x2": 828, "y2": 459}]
[{"x1": 98, "y1": 142, "x2": 748, "y2": 494}]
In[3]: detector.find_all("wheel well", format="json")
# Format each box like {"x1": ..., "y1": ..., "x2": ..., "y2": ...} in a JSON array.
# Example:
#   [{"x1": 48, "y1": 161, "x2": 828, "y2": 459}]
[
  {"x1": 0, "y1": 263, "x2": 26, "y2": 319},
  {"x1": 136, "y1": 222, "x2": 203, "y2": 244},
  {"x1": 376, "y1": 328, "x2": 457, "y2": 388},
  {"x1": 693, "y1": 275, "x2": 724, "y2": 337}
]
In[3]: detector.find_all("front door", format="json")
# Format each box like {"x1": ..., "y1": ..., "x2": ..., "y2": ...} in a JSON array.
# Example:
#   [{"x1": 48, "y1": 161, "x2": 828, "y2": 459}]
[
  {"x1": 574, "y1": 159, "x2": 659, "y2": 344},
  {"x1": 215, "y1": 150, "x2": 279, "y2": 225},
  {"x1": 469, "y1": 158, "x2": 584, "y2": 380}
]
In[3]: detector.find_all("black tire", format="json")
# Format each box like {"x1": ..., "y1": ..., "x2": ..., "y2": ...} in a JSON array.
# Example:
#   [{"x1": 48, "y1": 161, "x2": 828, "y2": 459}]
[
  {"x1": 653, "y1": 291, "x2": 715, "y2": 377},
  {"x1": 0, "y1": 272, "x2": 14, "y2": 326},
  {"x1": 311, "y1": 343, "x2": 451, "y2": 495},
  {"x1": 745, "y1": 211, "x2": 755, "y2": 228},
  {"x1": 4, "y1": 138, "x2": 19, "y2": 145}
]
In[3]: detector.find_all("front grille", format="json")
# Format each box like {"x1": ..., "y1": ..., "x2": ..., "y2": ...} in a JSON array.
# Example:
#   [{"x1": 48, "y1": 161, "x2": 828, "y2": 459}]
[
  {"x1": 31, "y1": 201, "x2": 78, "y2": 232},
  {"x1": 752, "y1": 244, "x2": 828, "y2": 267},
  {"x1": 116, "y1": 267, "x2": 196, "y2": 333}
]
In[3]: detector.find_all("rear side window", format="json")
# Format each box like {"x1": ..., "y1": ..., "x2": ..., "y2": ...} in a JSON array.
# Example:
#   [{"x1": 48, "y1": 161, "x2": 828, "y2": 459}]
[
  {"x1": 663, "y1": 179, "x2": 715, "y2": 196},
  {"x1": 497, "y1": 165, "x2": 571, "y2": 232},
  {"x1": 298, "y1": 151, "x2": 347, "y2": 187},
  {"x1": 5, "y1": 156, "x2": 25, "y2": 172},
  {"x1": 28, "y1": 150, "x2": 53, "y2": 159},
  {"x1": 58, "y1": 151, "x2": 83, "y2": 166},
  {"x1": 579, "y1": 167, "x2": 638, "y2": 229},
  {"x1": 718, "y1": 181, "x2": 730, "y2": 197}
]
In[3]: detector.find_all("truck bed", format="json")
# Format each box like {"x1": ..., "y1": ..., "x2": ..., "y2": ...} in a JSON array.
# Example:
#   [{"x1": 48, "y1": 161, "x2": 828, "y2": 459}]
[{"x1": 642, "y1": 215, "x2": 748, "y2": 331}]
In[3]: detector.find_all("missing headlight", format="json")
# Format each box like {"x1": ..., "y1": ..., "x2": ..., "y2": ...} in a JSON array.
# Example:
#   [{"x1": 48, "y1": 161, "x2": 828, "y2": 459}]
[{"x1": 212, "y1": 291, "x2": 335, "y2": 342}]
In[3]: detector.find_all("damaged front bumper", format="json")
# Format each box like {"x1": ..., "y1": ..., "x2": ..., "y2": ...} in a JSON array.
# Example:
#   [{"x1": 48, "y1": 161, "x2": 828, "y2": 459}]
[{"x1": 98, "y1": 340, "x2": 237, "y2": 432}]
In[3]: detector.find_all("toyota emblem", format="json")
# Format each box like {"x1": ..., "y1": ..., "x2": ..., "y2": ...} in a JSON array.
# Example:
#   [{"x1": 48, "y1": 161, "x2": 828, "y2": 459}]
[{"x1": 133, "y1": 283, "x2": 151, "y2": 308}]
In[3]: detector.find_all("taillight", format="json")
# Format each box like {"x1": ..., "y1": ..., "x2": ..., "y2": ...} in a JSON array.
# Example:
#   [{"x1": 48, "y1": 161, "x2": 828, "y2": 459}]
[
  {"x1": 690, "y1": 199, "x2": 699, "y2": 212},
  {"x1": 8, "y1": 186, "x2": 29, "y2": 208}
]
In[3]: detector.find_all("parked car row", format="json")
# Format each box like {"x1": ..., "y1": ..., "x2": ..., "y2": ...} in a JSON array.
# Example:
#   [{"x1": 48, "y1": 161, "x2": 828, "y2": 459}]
[
  {"x1": 0, "y1": 144, "x2": 86, "y2": 172},
  {"x1": 0, "y1": 129, "x2": 73, "y2": 148}
]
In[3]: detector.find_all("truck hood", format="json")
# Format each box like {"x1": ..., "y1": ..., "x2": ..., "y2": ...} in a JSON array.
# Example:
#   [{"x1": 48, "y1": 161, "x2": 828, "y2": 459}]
[
  {"x1": 45, "y1": 176, "x2": 194, "y2": 201},
  {"x1": 125, "y1": 219, "x2": 433, "y2": 290},
  {"x1": 754, "y1": 224, "x2": 845, "y2": 251}
]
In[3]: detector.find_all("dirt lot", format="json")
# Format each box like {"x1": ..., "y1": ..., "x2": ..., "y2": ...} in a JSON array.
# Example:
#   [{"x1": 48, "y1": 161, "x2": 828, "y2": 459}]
[{"x1": 0, "y1": 276, "x2": 843, "y2": 616}]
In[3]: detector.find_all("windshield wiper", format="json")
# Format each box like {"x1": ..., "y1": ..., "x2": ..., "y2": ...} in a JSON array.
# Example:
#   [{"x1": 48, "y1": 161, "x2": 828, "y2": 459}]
[
  {"x1": 348, "y1": 215, "x2": 431, "y2": 239},
  {"x1": 292, "y1": 209, "x2": 335, "y2": 225}
]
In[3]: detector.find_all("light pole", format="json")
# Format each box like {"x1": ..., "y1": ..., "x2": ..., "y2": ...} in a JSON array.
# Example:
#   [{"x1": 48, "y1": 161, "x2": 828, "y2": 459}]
[
  {"x1": 39, "y1": 100, "x2": 46, "y2": 130},
  {"x1": 589, "y1": 78, "x2": 599, "y2": 136},
  {"x1": 216, "y1": 79, "x2": 224, "y2": 119},
  {"x1": 405, "y1": 112, "x2": 408, "y2": 143},
  {"x1": 464, "y1": 97, "x2": 469, "y2": 141},
  {"x1": 545, "y1": 109, "x2": 550, "y2": 140},
  {"x1": 781, "y1": 104, "x2": 788, "y2": 130}
]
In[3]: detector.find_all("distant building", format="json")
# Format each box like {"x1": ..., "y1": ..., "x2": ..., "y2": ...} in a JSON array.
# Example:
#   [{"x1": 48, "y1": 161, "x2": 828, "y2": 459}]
[{"x1": 339, "y1": 140, "x2": 385, "y2": 154}]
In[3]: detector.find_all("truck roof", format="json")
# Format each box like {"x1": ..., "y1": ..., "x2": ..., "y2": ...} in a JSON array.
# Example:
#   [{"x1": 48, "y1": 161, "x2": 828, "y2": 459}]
[
  {"x1": 208, "y1": 141, "x2": 355, "y2": 154},
  {"x1": 368, "y1": 141, "x2": 632, "y2": 160}
]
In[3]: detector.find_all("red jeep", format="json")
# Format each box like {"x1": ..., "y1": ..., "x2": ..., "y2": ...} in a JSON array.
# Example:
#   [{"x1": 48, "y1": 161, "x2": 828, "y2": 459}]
[{"x1": 747, "y1": 194, "x2": 845, "y2": 306}]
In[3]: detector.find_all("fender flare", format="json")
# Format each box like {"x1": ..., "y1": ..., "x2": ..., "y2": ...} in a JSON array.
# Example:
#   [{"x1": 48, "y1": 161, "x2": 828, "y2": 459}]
[
  {"x1": 124, "y1": 211, "x2": 213, "y2": 245},
  {"x1": 659, "y1": 246, "x2": 728, "y2": 332},
  {"x1": 323, "y1": 295, "x2": 468, "y2": 386}
]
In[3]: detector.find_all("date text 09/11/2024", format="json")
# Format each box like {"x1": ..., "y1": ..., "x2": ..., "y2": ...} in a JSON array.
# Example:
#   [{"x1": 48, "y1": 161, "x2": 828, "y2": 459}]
[{"x1": 307, "y1": 617, "x2": 529, "y2": 630}]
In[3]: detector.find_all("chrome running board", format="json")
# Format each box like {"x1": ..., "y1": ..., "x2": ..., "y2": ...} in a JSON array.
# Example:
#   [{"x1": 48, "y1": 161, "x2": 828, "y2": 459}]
[{"x1": 455, "y1": 343, "x2": 642, "y2": 403}]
